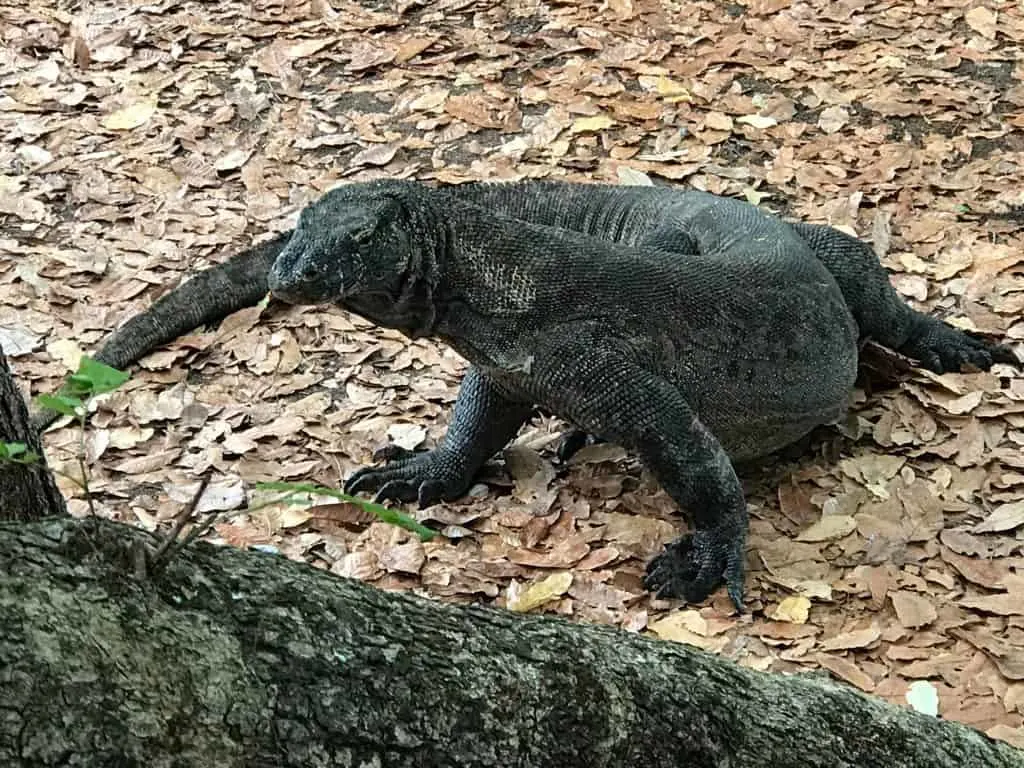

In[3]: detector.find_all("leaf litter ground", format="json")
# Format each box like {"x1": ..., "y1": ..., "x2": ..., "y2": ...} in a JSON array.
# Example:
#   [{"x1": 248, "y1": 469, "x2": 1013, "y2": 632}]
[{"x1": 2, "y1": 0, "x2": 1024, "y2": 746}]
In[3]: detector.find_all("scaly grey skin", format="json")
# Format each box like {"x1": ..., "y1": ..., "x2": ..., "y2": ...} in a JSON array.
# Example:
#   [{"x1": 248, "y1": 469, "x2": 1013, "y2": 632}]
[
  {"x1": 267, "y1": 179, "x2": 867, "y2": 611},
  {"x1": 437, "y1": 181, "x2": 1021, "y2": 460},
  {"x1": 441, "y1": 181, "x2": 1019, "y2": 374},
  {"x1": 34, "y1": 179, "x2": 1021, "y2": 610}
]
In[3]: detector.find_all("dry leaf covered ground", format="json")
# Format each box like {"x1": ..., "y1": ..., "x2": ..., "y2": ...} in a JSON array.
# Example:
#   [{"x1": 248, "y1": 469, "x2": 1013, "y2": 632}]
[{"x1": 3, "y1": 0, "x2": 1024, "y2": 745}]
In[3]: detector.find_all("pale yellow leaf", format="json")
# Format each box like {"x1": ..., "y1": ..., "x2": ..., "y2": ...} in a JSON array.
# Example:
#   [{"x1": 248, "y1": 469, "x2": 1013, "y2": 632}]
[
  {"x1": 736, "y1": 114, "x2": 778, "y2": 129},
  {"x1": 648, "y1": 75, "x2": 691, "y2": 102},
  {"x1": 964, "y1": 6, "x2": 997, "y2": 39},
  {"x1": 704, "y1": 111, "x2": 734, "y2": 131},
  {"x1": 45, "y1": 338, "x2": 83, "y2": 371},
  {"x1": 570, "y1": 115, "x2": 614, "y2": 134},
  {"x1": 648, "y1": 612, "x2": 728, "y2": 651},
  {"x1": 796, "y1": 514, "x2": 856, "y2": 542},
  {"x1": 102, "y1": 99, "x2": 157, "y2": 130},
  {"x1": 770, "y1": 595, "x2": 810, "y2": 624},
  {"x1": 507, "y1": 571, "x2": 573, "y2": 612}
]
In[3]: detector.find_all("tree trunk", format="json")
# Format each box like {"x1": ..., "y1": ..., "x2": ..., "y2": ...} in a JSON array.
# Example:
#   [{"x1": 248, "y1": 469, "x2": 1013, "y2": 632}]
[
  {"x1": 0, "y1": 346, "x2": 67, "y2": 520},
  {"x1": 1, "y1": 518, "x2": 1020, "y2": 768}
]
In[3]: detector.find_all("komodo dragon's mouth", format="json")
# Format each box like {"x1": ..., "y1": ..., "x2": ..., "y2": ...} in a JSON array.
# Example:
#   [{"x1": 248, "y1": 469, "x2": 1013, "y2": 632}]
[{"x1": 267, "y1": 261, "x2": 345, "y2": 306}]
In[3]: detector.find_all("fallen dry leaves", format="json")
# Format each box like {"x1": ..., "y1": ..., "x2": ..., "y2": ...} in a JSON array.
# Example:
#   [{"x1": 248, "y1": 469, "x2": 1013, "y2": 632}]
[{"x1": 2, "y1": 0, "x2": 1024, "y2": 747}]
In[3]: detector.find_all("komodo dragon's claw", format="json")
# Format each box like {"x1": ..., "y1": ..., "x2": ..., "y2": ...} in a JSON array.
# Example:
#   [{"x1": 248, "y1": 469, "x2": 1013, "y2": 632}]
[
  {"x1": 643, "y1": 526, "x2": 746, "y2": 613},
  {"x1": 900, "y1": 321, "x2": 1021, "y2": 375},
  {"x1": 344, "y1": 445, "x2": 471, "y2": 508}
]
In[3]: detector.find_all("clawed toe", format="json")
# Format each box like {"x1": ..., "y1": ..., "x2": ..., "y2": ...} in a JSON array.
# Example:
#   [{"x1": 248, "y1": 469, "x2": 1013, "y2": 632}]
[
  {"x1": 344, "y1": 446, "x2": 471, "y2": 507},
  {"x1": 643, "y1": 528, "x2": 746, "y2": 613},
  {"x1": 903, "y1": 323, "x2": 1021, "y2": 375}
]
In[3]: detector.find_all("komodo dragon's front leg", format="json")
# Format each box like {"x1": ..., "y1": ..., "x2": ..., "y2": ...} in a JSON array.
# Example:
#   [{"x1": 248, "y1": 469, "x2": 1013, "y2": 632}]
[
  {"x1": 526, "y1": 331, "x2": 749, "y2": 610},
  {"x1": 345, "y1": 366, "x2": 534, "y2": 507}
]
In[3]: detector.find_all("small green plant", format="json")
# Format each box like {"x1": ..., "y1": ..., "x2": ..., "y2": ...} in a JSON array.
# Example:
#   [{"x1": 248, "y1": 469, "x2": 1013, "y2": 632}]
[
  {"x1": 256, "y1": 481, "x2": 438, "y2": 541},
  {"x1": 36, "y1": 355, "x2": 131, "y2": 420},
  {"x1": 0, "y1": 441, "x2": 41, "y2": 465},
  {"x1": 4, "y1": 356, "x2": 132, "y2": 515}
]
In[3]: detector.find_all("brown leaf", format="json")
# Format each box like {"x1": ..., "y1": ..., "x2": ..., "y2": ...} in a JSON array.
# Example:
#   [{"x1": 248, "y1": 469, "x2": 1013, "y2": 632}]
[
  {"x1": 445, "y1": 92, "x2": 512, "y2": 130},
  {"x1": 112, "y1": 449, "x2": 181, "y2": 474},
  {"x1": 960, "y1": 593, "x2": 1024, "y2": 616},
  {"x1": 508, "y1": 536, "x2": 590, "y2": 568},
  {"x1": 815, "y1": 653, "x2": 875, "y2": 692},
  {"x1": 820, "y1": 625, "x2": 881, "y2": 651},
  {"x1": 346, "y1": 41, "x2": 397, "y2": 72},
  {"x1": 379, "y1": 540, "x2": 425, "y2": 575},
  {"x1": 575, "y1": 546, "x2": 621, "y2": 570},
  {"x1": 796, "y1": 514, "x2": 856, "y2": 542},
  {"x1": 351, "y1": 142, "x2": 402, "y2": 167},
  {"x1": 973, "y1": 501, "x2": 1024, "y2": 534},
  {"x1": 952, "y1": 629, "x2": 1024, "y2": 681},
  {"x1": 891, "y1": 591, "x2": 937, "y2": 629},
  {"x1": 394, "y1": 35, "x2": 439, "y2": 64},
  {"x1": 941, "y1": 549, "x2": 1011, "y2": 590},
  {"x1": 308, "y1": 502, "x2": 378, "y2": 533}
]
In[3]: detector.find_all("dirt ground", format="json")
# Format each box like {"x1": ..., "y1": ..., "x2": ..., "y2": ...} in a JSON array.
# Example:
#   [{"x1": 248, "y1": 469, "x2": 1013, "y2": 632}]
[{"x1": 2, "y1": 0, "x2": 1023, "y2": 746}]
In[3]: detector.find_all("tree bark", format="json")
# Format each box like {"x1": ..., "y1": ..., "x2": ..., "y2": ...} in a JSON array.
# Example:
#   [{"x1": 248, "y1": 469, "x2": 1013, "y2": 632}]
[
  {"x1": 1, "y1": 518, "x2": 1020, "y2": 768},
  {"x1": 0, "y1": 346, "x2": 67, "y2": 520}
]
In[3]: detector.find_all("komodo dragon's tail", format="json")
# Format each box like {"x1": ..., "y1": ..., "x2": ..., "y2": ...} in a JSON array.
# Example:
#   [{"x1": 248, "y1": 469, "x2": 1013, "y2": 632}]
[{"x1": 31, "y1": 231, "x2": 292, "y2": 432}]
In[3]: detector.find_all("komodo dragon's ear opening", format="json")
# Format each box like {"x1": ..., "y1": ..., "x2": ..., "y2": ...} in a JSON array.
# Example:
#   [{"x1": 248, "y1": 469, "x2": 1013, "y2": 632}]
[{"x1": 341, "y1": 193, "x2": 408, "y2": 245}]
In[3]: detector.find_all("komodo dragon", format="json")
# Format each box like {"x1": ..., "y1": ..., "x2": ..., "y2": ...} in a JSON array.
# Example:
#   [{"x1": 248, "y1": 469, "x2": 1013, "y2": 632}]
[{"x1": 32, "y1": 179, "x2": 1020, "y2": 611}]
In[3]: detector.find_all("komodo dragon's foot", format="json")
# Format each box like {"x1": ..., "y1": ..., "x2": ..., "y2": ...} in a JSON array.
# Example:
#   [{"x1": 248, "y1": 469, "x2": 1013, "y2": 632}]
[
  {"x1": 344, "y1": 445, "x2": 471, "y2": 507},
  {"x1": 644, "y1": 526, "x2": 746, "y2": 613},
  {"x1": 900, "y1": 319, "x2": 1020, "y2": 375}
]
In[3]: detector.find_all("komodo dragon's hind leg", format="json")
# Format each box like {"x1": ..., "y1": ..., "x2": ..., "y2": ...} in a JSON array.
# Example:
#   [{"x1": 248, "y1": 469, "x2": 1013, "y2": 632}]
[{"x1": 790, "y1": 222, "x2": 1020, "y2": 373}]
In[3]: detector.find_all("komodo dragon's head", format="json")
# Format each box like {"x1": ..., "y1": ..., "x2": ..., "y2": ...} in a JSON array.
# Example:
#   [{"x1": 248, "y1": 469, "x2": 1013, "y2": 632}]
[{"x1": 267, "y1": 179, "x2": 442, "y2": 335}]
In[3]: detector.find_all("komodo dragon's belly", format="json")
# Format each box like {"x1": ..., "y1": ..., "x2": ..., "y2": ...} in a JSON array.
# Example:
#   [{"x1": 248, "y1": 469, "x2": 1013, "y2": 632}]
[{"x1": 668, "y1": 277, "x2": 860, "y2": 462}]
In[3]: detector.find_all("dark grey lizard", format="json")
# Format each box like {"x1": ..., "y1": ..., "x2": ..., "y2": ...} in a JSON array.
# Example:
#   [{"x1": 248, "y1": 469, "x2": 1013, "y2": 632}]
[
  {"x1": 263, "y1": 179, "x2": 1018, "y2": 610},
  {"x1": 33, "y1": 179, "x2": 1020, "y2": 610}
]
